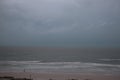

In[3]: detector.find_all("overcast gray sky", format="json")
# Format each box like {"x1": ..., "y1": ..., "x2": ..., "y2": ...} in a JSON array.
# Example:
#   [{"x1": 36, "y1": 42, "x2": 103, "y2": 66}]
[{"x1": 0, "y1": 0, "x2": 120, "y2": 47}]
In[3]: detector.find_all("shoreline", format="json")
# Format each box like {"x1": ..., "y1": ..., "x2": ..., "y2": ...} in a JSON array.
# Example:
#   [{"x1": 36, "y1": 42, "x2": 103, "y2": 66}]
[{"x1": 0, "y1": 72, "x2": 120, "y2": 80}]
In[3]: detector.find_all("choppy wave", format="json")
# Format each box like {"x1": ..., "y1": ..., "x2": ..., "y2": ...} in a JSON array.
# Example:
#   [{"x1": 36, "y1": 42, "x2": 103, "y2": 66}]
[
  {"x1": 0, "y1": 61, "x2": 41, "y2": 64},
  {"x1": 0, "y1": 61, "x2": 120, "y2": 74},
  {"x1": 0, "y1": 61, "x2": 120, "y2": 67},
  {"x1": 99, "y1": 59, "x2": 120, "y2": 61}
]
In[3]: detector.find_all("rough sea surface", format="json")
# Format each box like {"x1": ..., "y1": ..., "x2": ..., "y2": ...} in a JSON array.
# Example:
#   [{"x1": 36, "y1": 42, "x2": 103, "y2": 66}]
[{"x1": 0, "y1": 47, "x2": 120, "y2": 74}]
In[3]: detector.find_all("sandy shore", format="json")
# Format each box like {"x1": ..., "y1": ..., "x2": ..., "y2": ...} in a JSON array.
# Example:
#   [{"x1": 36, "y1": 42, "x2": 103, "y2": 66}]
[{"x1": 0, "y1": 72, "x2": 120, "y2": 80}]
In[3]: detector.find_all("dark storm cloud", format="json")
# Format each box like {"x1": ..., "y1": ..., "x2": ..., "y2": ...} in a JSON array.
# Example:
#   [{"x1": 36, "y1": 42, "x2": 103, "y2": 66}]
[{"x1": 0, "y1": 0, "x2": 120, "y2": 47}]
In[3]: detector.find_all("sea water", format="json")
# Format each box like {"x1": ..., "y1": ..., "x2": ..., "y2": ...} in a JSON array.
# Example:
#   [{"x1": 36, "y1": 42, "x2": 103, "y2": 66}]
[{"x1": 0, "y1": 47, "x2": 120, "y2": 74}]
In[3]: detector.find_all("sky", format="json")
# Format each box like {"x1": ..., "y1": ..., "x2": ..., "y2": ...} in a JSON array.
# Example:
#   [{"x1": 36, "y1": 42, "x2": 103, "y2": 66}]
[{"x1": 0, "y1": 0, "x2": 120, "y2": 47}]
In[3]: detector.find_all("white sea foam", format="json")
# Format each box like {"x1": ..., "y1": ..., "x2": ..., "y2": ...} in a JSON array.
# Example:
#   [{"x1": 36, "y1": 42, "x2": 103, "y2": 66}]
[
  {"x1": 0, "y1": 61, "x2": 120, "y2": 74},
  {"x1": 0, "y1": 61, "x2": 120, "y2": 67}
]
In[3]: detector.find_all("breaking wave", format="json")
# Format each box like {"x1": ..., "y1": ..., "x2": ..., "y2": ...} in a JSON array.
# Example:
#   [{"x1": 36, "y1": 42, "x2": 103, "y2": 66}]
[{"x1": 0, "y1": 61, "x2": 120, "y2": 74}]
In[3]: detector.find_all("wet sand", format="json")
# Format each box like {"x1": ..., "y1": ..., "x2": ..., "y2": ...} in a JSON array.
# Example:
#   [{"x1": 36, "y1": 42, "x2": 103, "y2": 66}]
[{"x1": 0, "y1": 72, "x2": 120, "y2": 80}]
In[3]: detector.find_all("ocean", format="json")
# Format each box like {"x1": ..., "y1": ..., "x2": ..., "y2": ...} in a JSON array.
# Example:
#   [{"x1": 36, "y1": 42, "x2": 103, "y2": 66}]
[{"x1": 0, "y1": 47, "x2": 120, "y2": 74}]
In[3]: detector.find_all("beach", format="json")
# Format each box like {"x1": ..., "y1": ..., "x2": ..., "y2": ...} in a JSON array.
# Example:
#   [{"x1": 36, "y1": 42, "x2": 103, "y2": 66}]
[{"x1": 0, "y1": 72, "x2": 120, "y2": 80}]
